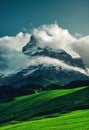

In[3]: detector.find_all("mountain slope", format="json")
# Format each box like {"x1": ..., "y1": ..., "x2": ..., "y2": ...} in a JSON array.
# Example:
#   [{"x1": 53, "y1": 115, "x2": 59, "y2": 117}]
[
  {"x1": 0, "y1": 109, "x2": 89, "y2": 130},
  {"x1": 0, "y1": 86, "x2": 89, "y2": 124}
]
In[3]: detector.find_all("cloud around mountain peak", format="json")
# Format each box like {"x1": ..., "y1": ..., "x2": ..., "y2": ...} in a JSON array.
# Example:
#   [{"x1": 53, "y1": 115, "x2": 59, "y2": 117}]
[
  {"x1": 0, "y1": 23, "x2": 89, "y2": 77},
  {"x1": 32, "y1": 23, "x2": 89, "y2": 66}
]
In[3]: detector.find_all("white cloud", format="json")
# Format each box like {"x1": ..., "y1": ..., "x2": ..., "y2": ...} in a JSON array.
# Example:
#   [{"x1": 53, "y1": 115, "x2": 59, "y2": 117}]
[
  {"x1": 32, "y1": 23, "x2": 79, "y2": 57},
  {"x1": 71, "y1": 36, "x2": 89, "y2": 67},
  {"x1": 32, "y1": 23, "x2": 89, "y2": 66},
  {"x1": 0, "y1": 32, "x2": 31, "y2": 51},
  {"x1": 0, "y1": 32, "x2": 31, "y2": 76},
  {"x1": 74, "y1": 32, "x2": 83, "y2": 38},
  {"x1": 33, "y1": 23, "x2": 75, "y2": 48},
  {"x1": 26, "y1": 56, "x2": 88, "y2": 75},
  {"x1": 0, "y1": 46, "x2": 31, "y2": 77}
]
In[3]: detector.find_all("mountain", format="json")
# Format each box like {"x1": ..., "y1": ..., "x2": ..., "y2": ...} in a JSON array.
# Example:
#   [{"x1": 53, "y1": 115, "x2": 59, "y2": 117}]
[
  {"x1": 22, "y1": 35, "x2": 89, "y2": 86},
  {"x1": 0, "y1": 35, "x2": 89, "y2": 91}
]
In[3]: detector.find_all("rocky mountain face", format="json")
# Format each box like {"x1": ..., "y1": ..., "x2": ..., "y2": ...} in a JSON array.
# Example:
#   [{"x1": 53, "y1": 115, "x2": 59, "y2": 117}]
[
  {"x1": 23, "y1": 36, "x2": 85, "y2": 69},
  {"x1": 0, "y1": 35, "x2": 89, "y2": 89},
  {"x1": 0, "y1": 35, "x2": 89, "y2": 101}
]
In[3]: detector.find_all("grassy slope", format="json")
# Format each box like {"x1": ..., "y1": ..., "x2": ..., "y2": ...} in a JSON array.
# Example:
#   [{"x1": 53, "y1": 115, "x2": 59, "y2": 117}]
[
  {"x1": 0, "y1": 109, "x2": 89, "y2": 130},
  {"x1": 0, "y1": 86, "x2": 89, "y2": 129}
]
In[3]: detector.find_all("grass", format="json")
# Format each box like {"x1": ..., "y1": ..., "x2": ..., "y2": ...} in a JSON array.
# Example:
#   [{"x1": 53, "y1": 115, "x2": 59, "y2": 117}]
[
  {"x1": 0, "y1": 109, "x2": 89, "y2": 130},
  {"x1": 0, "y1": 86, "x2": 89, "y2": 129}
]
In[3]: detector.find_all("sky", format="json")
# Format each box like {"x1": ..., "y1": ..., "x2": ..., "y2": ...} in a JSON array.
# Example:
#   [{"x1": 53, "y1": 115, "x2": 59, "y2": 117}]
[{"x1": 0, "y1": 0, "x2": 89, "y2": 37}]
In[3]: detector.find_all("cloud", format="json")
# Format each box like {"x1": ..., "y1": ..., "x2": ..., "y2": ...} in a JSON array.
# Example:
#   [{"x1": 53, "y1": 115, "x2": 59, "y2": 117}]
[
  {"x1": 0, "y1": 32, "x2": 30, "y2": 51},
  {"x1": 25, "y1": 56, "x2": 88, "y2": 75},
  {"x1": 32, "y1": 23, "x2": 89, "y2": 66},
  {"x1": 74, "y1": 32, "x2": 83, "y2": 38},
  {"x1": 33, "y1": 23, "x2": 75, "y2": 48},
  {"x1": 0, "y1": 32, "x2": 31, "y2": 76},
  {"x1": 0, "y1": 46, "x2": 31, "y2": 76},
  {"x1": 71, "y1": 36, "x2": 89, "y2": 67},
  {"x1": 32, "y1": 23, "x2": 79, "y2": 57}
]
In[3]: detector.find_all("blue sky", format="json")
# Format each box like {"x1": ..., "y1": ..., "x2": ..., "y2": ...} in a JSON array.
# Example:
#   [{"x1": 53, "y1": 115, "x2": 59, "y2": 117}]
[{"x1": 0, "y1": 0, "x2": 89, "y2": 37}]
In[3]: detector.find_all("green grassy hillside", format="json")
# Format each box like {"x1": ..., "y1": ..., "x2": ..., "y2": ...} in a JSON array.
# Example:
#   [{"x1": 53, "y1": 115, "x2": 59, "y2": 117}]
[
  {"x1": 0, "y1": 109, "x2": 89, "y2": 130},
  {"x1": 0, "y1": 86, "x2": 89, "y2": 129}
]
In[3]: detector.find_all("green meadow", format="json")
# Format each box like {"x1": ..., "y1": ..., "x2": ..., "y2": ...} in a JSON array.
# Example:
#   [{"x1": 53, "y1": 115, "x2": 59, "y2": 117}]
[{"x1": 0, "y1": 86, "x2": 89, "y2": 129}]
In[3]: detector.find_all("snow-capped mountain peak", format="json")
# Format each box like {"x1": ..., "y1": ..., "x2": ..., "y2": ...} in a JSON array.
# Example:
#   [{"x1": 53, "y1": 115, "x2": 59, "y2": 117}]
[{"x1": 0, "y1": 35, "x2": 89, "y2": 87}]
